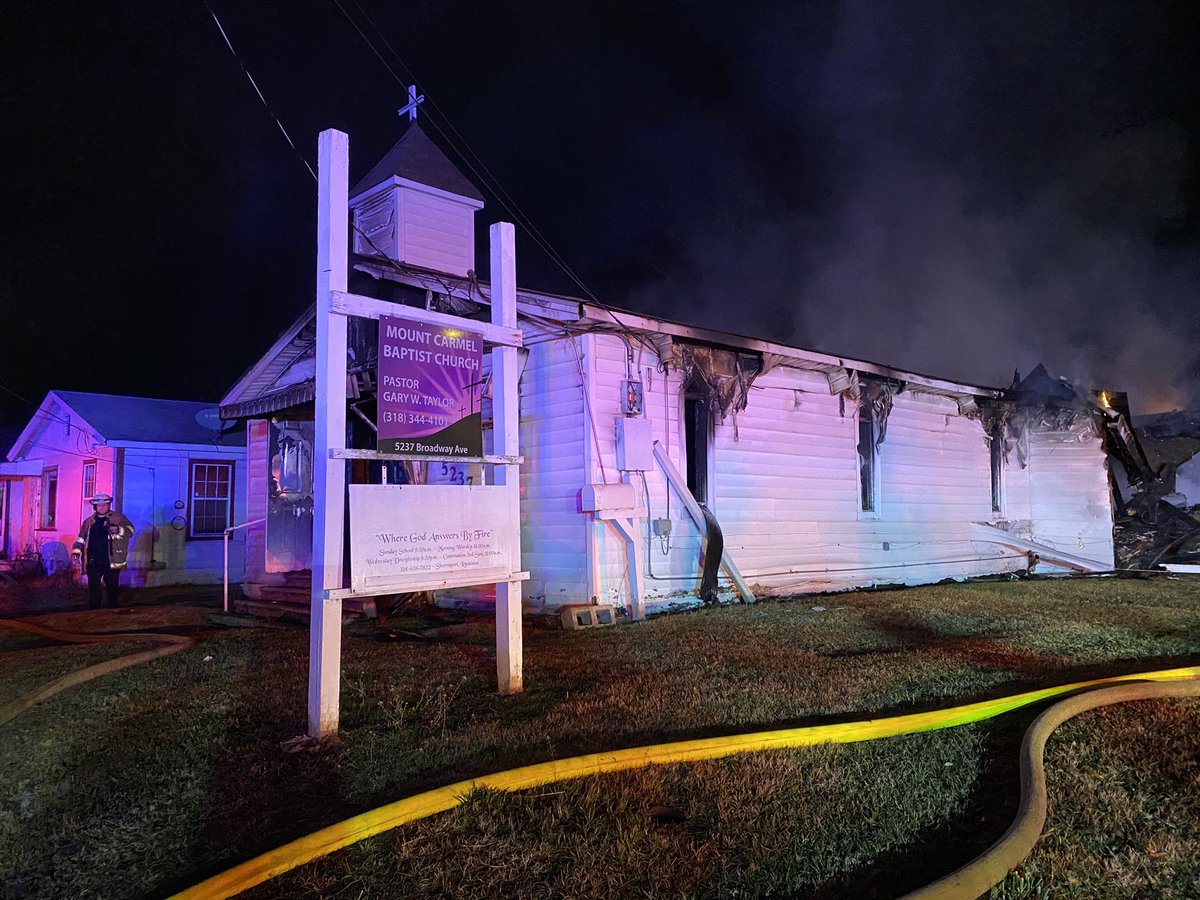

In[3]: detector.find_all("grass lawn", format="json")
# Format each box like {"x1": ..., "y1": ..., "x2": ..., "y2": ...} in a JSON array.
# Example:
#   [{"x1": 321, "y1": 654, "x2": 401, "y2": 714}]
[{"x1": 2, "y1": 576, "x2": 1200, "y2": 898}]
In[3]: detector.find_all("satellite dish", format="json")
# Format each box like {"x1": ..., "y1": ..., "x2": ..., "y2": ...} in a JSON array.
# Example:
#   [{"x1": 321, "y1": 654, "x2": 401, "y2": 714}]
[{"x1": 195, "y1": 408, "x2": 237, "y2": 432}]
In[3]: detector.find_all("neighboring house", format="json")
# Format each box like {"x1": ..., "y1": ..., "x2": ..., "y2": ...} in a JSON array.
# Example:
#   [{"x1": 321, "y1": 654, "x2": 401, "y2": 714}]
[
  {"x1": 1, "y1": 391, "x2": 247, "y2": 586},
  {"x1": 219, "y1": 123, "x2": 1117, "y2": 613}
]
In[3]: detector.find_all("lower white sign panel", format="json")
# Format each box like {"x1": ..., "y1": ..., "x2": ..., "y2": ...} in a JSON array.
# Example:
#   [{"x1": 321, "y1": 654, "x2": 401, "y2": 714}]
[{"x1": 349, "y1": 484, "x2": 519, "y2": 592}]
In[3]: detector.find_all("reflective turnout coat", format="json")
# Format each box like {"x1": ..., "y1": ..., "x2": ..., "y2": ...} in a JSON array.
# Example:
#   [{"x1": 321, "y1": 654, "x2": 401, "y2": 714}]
[{"x1": 72, "y1": 511, "x2": 134, "y2": 571}]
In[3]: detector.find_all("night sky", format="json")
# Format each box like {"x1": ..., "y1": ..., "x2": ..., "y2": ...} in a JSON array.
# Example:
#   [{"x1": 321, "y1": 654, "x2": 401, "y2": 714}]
[{"x1": 3, "y1": 1, "x2": 1199, "y2": 436}]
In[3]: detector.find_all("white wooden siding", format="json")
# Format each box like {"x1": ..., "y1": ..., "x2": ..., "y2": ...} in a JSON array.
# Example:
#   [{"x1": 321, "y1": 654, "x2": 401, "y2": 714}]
[
  {"x1": 461, "y1": 331, "x2": 1114, "y2": 611},
  {"x1": 1026, "y1": 427, "x2": 1114, "y2": 570},
  {"x1": 120, "y1": 444, "x2": 248, "y2": 587},
  {"x1": 586, "y1": 334, "x2": 701, "y2": 607},
  {"x1": 584, "y1": 334, "x2": 1038, "y2": 608},
  {"x1": 514, "y1": 332, "x2": 589, "y2": 605},
  {"x1": 352, "y1": 185, "x2": 477, "y2": 277},
  {"x1": 244, "y1": 419, "x2": 270, "y2": 583},
  {"x1": 1178, "y1": 456, "x2": 1200, "y2": 506},
  {"x1": 11, "y1": 407, "x2": 114, "y2": 574},
  {"x1": 399, "y1": 190, "x2": 475, "y2": 276}
]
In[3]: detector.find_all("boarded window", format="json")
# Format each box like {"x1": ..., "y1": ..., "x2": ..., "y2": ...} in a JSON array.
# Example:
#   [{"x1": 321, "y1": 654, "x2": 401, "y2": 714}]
[
  {"x1": 40, "y1": 468, "x2": 58, "y2": 529},
  {"x1": 857, "y1": 404, "x2": 877, "y2": 513},
  {"x1": 82, "y1": 460, "x2": 97, "y2": 504},
  {"x1": 189, "y1": 461, "x2": 234, "y2": 538}
]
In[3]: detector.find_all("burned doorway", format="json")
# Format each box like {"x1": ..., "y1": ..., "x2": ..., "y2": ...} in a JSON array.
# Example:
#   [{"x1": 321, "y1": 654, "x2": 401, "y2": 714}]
[{"x1": 267, "y1": 420, "x2": 314, "y2": 573}]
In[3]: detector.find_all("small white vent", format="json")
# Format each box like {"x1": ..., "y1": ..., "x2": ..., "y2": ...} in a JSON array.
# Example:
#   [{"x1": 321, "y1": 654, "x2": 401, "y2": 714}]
[{"x1": 353, "y1": 192, "x2": 396, "y2": 258}]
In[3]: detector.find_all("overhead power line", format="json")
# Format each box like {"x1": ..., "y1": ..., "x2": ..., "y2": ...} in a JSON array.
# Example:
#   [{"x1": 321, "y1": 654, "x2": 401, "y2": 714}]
[
  {"x1": 207, "y1": 1, "x2": 637, "y2": 337},
  {"x1": 328, "y1": 0, "x2": 639, "y2": 336},
  {"x1": 206, "y1": 4, "x2": 318, "y2": 183},
  {"x1": 337, "y1": 0, "x2": 598, "y2": 302}
]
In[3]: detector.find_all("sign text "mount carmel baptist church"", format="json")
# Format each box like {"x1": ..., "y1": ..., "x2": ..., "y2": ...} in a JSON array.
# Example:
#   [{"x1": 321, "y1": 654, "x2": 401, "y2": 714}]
[{"x1": 377, "y1": 316, "x2": 484, "y2": 457}]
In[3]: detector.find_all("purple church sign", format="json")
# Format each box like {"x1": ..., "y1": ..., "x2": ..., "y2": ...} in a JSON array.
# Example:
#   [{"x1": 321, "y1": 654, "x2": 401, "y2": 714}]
[{"x1": 378, "y1": 315, "x2": 483, "y2": 457}]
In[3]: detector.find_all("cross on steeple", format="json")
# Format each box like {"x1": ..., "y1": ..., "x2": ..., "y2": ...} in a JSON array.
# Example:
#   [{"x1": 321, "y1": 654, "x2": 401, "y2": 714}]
[{"x1": 397, "y1": 84, "x2": 425, "y2": 124}]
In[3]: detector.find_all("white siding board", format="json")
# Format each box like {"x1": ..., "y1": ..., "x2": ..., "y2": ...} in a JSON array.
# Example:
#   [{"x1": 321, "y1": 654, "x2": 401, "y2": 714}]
[
  {"x1": 514, "y1": 332, "x2": 589, "y2": 606},
  {"x1": 524, "y1": 331, "x2": 1112, "y2": 607}
]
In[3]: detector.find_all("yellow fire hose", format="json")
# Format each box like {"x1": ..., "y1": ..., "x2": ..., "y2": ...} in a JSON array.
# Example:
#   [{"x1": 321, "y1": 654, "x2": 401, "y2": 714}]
[
  {"x1": 901, "y1": 677, "x2": 1200, "y2": 899},
  {"x1": 0, "y1": 617, "x2": 194, "y2": 727},
  {"x1": 173, "y1": 665, "x2": 1200, "y2": 900}
]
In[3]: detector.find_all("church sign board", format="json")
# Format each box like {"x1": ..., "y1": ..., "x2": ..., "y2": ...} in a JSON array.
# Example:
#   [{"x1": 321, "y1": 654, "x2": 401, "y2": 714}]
[
  {"x1": 348, "y1": 484, "x2": 518, "y2": 592},
  {"x1": 378, "y1": 315, "x2": 483, "y2": 457}
]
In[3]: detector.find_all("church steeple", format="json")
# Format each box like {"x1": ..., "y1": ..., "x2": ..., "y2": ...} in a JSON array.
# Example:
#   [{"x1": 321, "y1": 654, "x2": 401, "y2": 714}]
[{"x1": 349, "y1": 121, "x2": 484, "y2": 277}]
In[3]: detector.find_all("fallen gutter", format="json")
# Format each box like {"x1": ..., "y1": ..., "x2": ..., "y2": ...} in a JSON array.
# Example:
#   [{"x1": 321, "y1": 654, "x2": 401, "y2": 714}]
[{"x1": 970, "y1": 523, "x2": 1109, "y2": 573}]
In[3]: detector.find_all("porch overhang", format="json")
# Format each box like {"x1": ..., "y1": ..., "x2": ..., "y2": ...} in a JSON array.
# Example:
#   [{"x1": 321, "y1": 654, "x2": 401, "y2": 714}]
[
  {"x1": 0, "y1": 460, "x2": 44, "y2": 477},
  {"x1": 220, "y1": 381, "x2": 315, "y2": 420}
]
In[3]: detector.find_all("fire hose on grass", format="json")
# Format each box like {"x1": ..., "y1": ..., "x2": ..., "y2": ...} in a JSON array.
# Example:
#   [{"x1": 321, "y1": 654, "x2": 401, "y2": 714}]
[
  {"x1": 0, "y1": 617, "x2": 194, "y2": 727},
  {"x1": 173, "y1": 665, "x2": 1200, "y2": 900}
]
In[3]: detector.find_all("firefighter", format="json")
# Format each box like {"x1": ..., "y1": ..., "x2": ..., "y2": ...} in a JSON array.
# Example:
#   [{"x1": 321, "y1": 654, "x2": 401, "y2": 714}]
[{"x1": 71, "y1": 493, "x2": 134, "y2": 609}]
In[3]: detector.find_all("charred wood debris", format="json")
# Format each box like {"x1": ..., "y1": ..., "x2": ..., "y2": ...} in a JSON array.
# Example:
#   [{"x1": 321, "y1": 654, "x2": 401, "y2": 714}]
[{"x1": 989, "y1": 366, "x2": 1200, "y2": 571}]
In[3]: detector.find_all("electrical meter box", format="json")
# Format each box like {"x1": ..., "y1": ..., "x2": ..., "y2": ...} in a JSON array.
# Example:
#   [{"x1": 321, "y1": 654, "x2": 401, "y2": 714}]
[
  {"x1": 620, "y1": 380, "x2": 644, "y2": 415},
  {"x1": 615, "y1": 416, "x2": 653, "y2": 471}
]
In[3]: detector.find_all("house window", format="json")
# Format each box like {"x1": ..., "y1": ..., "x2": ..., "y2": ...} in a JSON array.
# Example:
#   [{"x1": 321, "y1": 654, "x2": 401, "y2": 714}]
[
  {"x1": 189, "y1": 460, "x2": 234, "y2": 538},
  {"x1": 990, "y1": 427, "x2": 1004, "y2": 514},
  {"x1": 683, "y1": 379, "x2": 711, "y2": 505},
  {"x1": 40, "y1": 467, "x2": 58, "y2": 530},
  {"x1": 82, "y1": 460, "x2": 97, "y2": 503},
  {"x1": 857, "y1": 403, "x2": 878, "y2": 514}
]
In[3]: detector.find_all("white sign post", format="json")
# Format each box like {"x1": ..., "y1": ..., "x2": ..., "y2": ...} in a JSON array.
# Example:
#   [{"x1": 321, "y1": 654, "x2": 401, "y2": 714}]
[
  {"x1": 490, "y1": 221, "x2": 523, "y2": 694},
  {"x1": 310, "y1": 129, "x2": 349, "y2": 739},
  {"x1": 308, "y1": 130, "x2": 527, "y2": 739}
]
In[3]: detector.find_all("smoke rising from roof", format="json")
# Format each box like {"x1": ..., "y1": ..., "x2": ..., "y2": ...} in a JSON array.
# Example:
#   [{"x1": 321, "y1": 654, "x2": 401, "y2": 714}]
[{"x1": 604, "y1": 1, "x2": 1199, "y2": 415}]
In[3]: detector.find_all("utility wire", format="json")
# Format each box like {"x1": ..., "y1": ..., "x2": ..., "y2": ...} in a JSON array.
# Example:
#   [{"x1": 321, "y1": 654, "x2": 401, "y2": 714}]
[
  {"x1": 329, "y1": 0, "x2": 639, "y2": 336},
  {"x1": 207, "y1": 3, "x2": 317, "y2": 182},
  {"x1": 0, "y1": 379, "x2": 37, "y2": 410},
  {"x1": 340, "y1": 0, "x2": 598, "y2": 304},
  {"x1": 211, "y1": 0, "x2": 640, "y2": 343},
  {"x1": 204, "y1": 3, "x2": 457, "y2": 290},
  {"x1": 0, "y1": 380, "x2": 77, "y2": 432},
  {"x1": 331, "y1": 1, "x2": 582, "y2": 288}
]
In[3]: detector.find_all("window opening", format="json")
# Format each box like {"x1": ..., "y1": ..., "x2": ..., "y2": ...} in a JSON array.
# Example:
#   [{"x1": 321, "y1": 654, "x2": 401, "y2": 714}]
[
  {"x1": 40, "y1": 468, "x2": 58, "y2": 530},
  {"x1": 857, "y1": 403, "x2": 877, "y2": 513},
  {"x1": 684, "y1": 377, "x2": 710, "y2": 505},
  {"x1": 990, "y1": 425, "x2": 1004, "y2": 514},
  {"x1": 82, "y1": 460, "x2": 97, "y2": 503},
  {"x1": 190, "y1": 461, "x2": 233, "y2": 537}
]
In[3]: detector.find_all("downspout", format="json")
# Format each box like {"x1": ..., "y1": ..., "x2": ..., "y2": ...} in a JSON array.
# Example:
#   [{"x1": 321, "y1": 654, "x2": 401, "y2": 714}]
[
  {"x1": 149, "y1": 463, "x2": 156, "y2": 572},
  {"x1": 581, "y1": 334, "x2": 600, "y2": 602}
]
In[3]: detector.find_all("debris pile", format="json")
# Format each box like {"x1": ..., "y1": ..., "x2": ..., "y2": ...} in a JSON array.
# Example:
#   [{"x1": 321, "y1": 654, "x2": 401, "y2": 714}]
[{"x1": 1111, "y1": 404, "x2": 1200, "y2": 570}]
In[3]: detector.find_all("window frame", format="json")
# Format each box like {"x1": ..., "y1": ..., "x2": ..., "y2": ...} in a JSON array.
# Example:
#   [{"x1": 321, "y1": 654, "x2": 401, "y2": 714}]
[
  {"x1": 856, "y1": 401, "x2": 881, "y2": 519},
  {"x1": 188, "y1": 459, "x2": 235, "y2": 540},
  {"x1": 38, "y1": 466, "x2": 59, "y2": 531},
  {"x1": 681, "y1": 378, "x2": 714, "y2": 508},
  {"x1": 989, "y1": 426, "x2": 1006, "y2": 516},
  {"x1": 81, "y1": 459, "x2": 97, "y2": 507}
]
